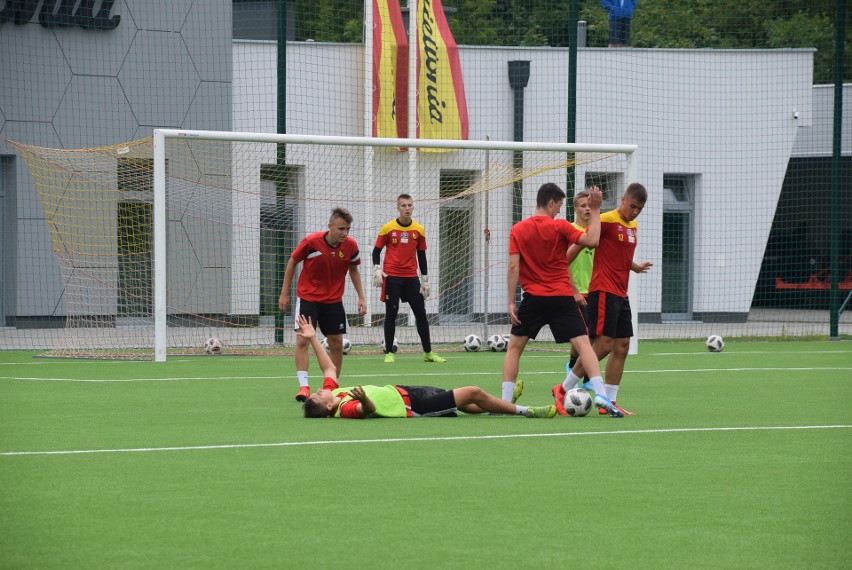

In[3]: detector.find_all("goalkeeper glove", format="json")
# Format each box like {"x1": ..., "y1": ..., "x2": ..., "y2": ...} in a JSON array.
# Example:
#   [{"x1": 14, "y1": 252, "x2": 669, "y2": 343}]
[
  {"x1": 419, "y1": 275, "x2": 430, "y2": 298},
  {"x1": 372, "y1": 266, "x2": 384, "y2": 288}
]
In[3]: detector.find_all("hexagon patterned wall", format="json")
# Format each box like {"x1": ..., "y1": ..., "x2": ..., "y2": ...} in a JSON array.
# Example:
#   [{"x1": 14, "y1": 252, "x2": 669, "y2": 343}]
[{"x1": 1, "y1": 0, "x2": 232, "y2": 320}]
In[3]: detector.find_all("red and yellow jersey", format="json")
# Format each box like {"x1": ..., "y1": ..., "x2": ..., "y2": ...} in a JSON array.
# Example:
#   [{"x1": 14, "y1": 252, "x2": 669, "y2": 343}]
[
  {"x1": 374, "y1": 219, "x2": 427, "y2": 278},
  {"x1": 589, "y1": 209, "x2": 638, "y2": 297},
  {"x1": 292, "y1": 231, "x2": 361, "y2": 303},
  {"x1": 509, "y1": 216, "x2": 585, "y2": 296}
]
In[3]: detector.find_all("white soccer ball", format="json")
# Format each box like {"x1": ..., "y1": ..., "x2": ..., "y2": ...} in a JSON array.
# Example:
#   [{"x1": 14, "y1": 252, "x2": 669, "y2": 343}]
[
  {"x1": 204, "y1": 337, "x2": 222, "y2": 354},
  {"x1": 486, "y1": 334, "x2": 507, "y2": 352},
  {"x1": 381, "y1": 337, "x2": 399, "y2": 353},
  {"x1": 706, "y1": 334, "x2": 725, "y2": 353},
  {"x1": 502, "y1": 333, "x2": 510, "y2": 344},
  {"x1": 463, "y1": 334, "x2": 482, "y2": 352},
  {"x1": 563, "y1": 388, "x2": 593, "y2": 416},
  {"x1": 322, "y1": 337, "x2": 352, "y2": 354}
]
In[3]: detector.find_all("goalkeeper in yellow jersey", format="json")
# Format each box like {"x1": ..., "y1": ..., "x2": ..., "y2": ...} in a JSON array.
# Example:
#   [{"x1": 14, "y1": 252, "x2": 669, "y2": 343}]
[{"x1": 372, "y1": 194, "x2": 445, "y2": 363}]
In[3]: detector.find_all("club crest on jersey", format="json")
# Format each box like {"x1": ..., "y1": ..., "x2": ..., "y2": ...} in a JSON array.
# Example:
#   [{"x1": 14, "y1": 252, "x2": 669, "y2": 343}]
[{"x1": 338, "y1": 251, "x2": 344, "y2": 258}]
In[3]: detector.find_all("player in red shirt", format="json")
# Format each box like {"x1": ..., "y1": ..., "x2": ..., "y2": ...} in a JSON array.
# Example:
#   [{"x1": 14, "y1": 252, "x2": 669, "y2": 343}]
[
  {"x1": 278, "y1": 208, "x2": 367, "y2": 402},
  {"x1": 372, "y1": 194, "x2": 445, "y2": 363},
  {"x1": 501, "y1": 183, "x2": 623, "y2": 417},
  {"x1": 560, "y1": 183, "x2": 653, "y2": 416}
]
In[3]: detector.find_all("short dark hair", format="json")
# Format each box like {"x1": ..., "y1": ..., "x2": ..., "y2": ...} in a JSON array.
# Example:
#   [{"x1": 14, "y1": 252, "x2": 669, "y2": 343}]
[
  {"x1": 536, "y1": 183, "x2": 566, "y2": 208},
  {"x1": 397, "y1": 193, "x2": 412, "y2": 202},
  {"x1": 303, "y1": 397, "x2": 332, "y2": 418},
  {"x1": 624, "y1": 183, "x2": 647, "y2": 204},
  {"x1": 329, "y1": 207, "x2": 353, "y2": 225}
]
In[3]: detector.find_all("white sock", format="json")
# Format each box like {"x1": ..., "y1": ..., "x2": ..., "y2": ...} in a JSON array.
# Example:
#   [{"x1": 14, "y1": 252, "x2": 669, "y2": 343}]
[
  {"x1": 562, "y1": 371, "x2": 581, "y2": 392},
  {"x1": 297, "y1": 370, "x2": 309, "y2": 388},
  {"x1": 590, "y1": 375, "x2": 606, "y2": 397},
  {"x1": 502, "y1": 382, "x2": 516, "y2": 402},
  {"x1": 515, "y1": 405, "x2": 528, "y2": 416},
  {"x1": 605, "y1": 384, "x2": 619, "y2": 402}
]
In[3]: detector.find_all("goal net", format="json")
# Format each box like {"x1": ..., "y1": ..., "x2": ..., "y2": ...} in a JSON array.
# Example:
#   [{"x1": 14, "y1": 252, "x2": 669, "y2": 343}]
[{"x1": 13, "y1": 131, "x2": 634, "y2": 359}]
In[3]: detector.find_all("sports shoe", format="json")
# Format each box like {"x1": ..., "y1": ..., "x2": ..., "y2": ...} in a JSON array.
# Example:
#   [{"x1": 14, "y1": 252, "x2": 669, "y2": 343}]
[
  {"x1": 294, "y1": 386, "x2": 311, "y2": 402},
  {"x1": 423, "y1": 352, "x2": 446, "y2": 363},
  {"x1": 527, "y1": 405, "x2": 557, "y2": 418},
  {"x1": 594, "y1": 394, "x2": 624, "y2": 418},
  {"x1": 552, "y1": 384, "x2": 569, "y2": 416},
  {"x1": 581, "y1": 379, "x2": 594, "y2": 392},
  {"x1": 384, "y1": 353, "x2": 395, "y2": 363},
  {"x1": 512, "y1": 380, "x2": 524, "y2": 404},
  {"x1": 598, "y1": 400, "x2": 633, "y2": 416}
]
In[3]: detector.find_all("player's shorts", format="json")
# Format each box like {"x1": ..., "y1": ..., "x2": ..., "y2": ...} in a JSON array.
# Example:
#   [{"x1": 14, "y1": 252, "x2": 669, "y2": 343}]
[
  {"x1": 587, "y1": 291, "x2": 633, "y2": 339},
  {"x1": 397, "y1": 385, "x2": 458, "y2": 417},
  {"x1": 609, "y1": 16, "x2": 631, "y2": 45},
  {"x1": 383, "y1": 275, "x2": 422, "y2": 304},
  {"x1": 510, "y1": 293, "x2": 589, "y2": 343},
  {"x1": 294, "y1": 298, "x2": 347, "y2": 336}
]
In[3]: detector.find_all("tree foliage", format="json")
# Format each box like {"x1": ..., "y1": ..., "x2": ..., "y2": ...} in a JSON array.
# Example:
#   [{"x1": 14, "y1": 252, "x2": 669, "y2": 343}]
[{"x1": 290, "y1": 0, "x2": 849, "y2": 82}]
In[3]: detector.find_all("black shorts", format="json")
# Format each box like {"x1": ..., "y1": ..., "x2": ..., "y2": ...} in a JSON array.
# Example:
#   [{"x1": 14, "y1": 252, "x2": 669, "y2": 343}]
[
  {"x1": 383, "y1": 275, "x2": 422, "y2": 304},
  {"x1": 609, "y1": 16, "x2": 631, "y2": 45},
  {"x1": 510, "y1": 293, "x2": 589, "y2": 343},
  {"x1": 587, "y1": 291, "x2": 633, "y2": 339},
  {"x1": 294, "y1": 298, "x2": 347, "y2": 336},
  {"x1": 397, "y1": 385, "x2": 458, "y2": 417}
]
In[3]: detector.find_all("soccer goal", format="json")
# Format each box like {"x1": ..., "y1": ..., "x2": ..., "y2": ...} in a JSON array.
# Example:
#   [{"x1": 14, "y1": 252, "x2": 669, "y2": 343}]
[{"x1": 14, "y1": 130, "x2": 637, "y2": 360}]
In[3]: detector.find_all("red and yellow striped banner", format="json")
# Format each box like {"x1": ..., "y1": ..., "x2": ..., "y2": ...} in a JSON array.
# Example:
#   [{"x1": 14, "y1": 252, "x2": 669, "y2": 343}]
[{"x1": 372, "y1": 0, "x2": 409, "y2": 138}]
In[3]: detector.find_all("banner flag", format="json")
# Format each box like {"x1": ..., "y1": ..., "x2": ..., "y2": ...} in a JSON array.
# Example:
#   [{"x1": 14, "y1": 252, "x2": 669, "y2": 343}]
[
  {"x1": 372, "y1": 0, "x2": 409, "y2": 138},
  {"x1": 417, "y1": 0, "x2": 469, "y2": 142}
]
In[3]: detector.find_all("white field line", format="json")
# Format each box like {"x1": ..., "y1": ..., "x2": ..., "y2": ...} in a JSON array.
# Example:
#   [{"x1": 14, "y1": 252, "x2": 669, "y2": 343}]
[
  {"x1": 0, "y1": 348, "x2": 849, "y2": 368},
  {"x1": 2, "y1": 425, "x2": 850, "y2": 457},
  {"x1": 2, "y1": 366, "x2": 851, "y2": 383}
]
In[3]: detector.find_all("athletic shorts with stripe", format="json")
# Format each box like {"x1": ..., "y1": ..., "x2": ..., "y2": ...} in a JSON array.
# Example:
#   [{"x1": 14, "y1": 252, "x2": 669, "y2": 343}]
[
  {"x1": 586, "y1": 290, "x2": 633, "y2": 339},
  {"x1": 293, "y1": 298, "x2": 348, "y2": 336},
  {"x1": 510, "y1": 293, "x2": 589, "y2": 342}
]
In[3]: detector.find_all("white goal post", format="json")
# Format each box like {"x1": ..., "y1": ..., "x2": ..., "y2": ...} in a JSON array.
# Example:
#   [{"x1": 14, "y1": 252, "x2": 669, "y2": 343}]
[{"x1": 153, "y1": 129, "x2": 638, "y2": 361}]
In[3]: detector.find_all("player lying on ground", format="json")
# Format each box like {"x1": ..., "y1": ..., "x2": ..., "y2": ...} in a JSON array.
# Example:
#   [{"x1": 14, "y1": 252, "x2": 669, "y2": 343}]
[{"x1": 295, "y1": 315, "x2": 556, "y2": 419}]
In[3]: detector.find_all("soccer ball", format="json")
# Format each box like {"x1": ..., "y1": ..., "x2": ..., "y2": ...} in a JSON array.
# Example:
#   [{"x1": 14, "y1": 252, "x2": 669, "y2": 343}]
[
  {"x1": 204, "y1": 337, "x2": 222, "y2": 354},
  {"x1": 706, "y1": 334, "x2": 725, "y2": 353},
  {"x1": 502, "y1": 333, "x2": 510, "y2": 344},
  {"x1": 381, "y1": 337, "x2": 399, "y2": 353},
  {"x1": 563, "y1": 388, "x2": 593, "y2": 416},
  {"x1": 322, "y1": 337, "x2": 352, "y2": 354},
  {"x1": 463, "y1": 334, "x2": 482, "y2": 352},
  {"x1": 486, "y1": 334, "x2": 507, "y2": 352}
]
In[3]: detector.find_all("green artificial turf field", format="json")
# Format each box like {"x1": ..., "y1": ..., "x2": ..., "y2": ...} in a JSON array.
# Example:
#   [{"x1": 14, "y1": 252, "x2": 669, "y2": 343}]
[{"x1": 1, "y1": 340, "x2": 850, "y2": 568}]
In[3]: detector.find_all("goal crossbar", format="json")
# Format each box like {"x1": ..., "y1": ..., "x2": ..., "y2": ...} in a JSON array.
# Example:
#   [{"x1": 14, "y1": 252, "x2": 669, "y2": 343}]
[{"x1": 153, "y1": 128, "x2": 639, "y2": 154}]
